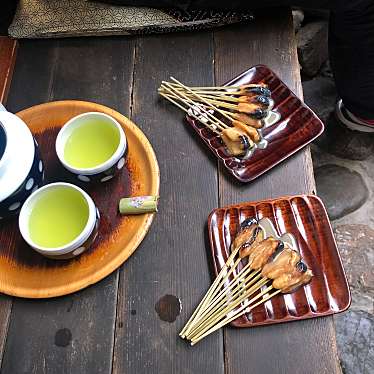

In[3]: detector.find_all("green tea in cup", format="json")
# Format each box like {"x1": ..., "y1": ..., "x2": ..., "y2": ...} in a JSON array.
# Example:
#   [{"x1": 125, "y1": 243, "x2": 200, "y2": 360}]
[
  {"x1": 56, "y1": 112, "x2": 127, "y2": 183},
  {"x1": 19, "y1": 183, "x2": 100, "y2": 259},
  {"x1": 64, "y1": 118, "x2": 120, "y2": 169},
  {"x1": 28, "y1": 186, "x2": 89, "y2": 248}
]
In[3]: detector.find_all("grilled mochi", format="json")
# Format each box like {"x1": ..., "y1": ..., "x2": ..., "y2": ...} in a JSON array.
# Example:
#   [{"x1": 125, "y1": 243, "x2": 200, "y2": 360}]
[
  {"x1": 261, "y1": 244, "x2": 301, "y2": 279},
  {"x1": 220, "y1": 127, "x2": 253, "y2": 157},
  {"x1": 247, "y1": 237, "x2": 281, "y2": 270},
  {"x1": 272, "y1": 261, "x2": 313, "y2": 293}
]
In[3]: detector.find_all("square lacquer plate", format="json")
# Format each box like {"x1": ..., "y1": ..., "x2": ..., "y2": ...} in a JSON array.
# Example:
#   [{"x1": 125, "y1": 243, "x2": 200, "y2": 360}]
[
  {"x1": 186, "y1": 65, "x2": 324, "y2": 182},
  {"x1": 208, "y1": 195, "x2": 351, "y2": 328}
]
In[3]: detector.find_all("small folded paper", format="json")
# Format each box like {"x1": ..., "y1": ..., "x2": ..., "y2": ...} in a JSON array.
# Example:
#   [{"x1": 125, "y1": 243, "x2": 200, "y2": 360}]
[{"x1": 119, "y1": 196, "x2": 158, "y2": 215}]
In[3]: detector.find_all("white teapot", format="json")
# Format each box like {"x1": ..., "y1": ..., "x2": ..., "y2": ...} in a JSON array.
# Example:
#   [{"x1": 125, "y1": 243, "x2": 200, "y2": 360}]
[{"x1": 0, "y1": 104, "x2": 44, "y2": 220}]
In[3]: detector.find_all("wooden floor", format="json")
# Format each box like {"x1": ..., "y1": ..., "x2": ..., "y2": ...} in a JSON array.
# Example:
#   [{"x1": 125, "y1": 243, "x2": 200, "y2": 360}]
[{"x1": 0, "y1": 9, "x2": 341, "y2": 374}]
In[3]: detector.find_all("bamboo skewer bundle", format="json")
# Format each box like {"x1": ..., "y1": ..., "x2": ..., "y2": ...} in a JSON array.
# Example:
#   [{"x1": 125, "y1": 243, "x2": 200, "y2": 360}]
[
  {"x1": 158, "y1": 77, "x2": 275, "y2": 157},
  {"x1": 180, "y1": 218, "x2": 314, "y2": 345}
]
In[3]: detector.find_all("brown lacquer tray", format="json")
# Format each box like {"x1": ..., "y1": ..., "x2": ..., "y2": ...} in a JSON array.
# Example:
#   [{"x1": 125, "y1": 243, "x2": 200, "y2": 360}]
[
  {"x1": 208, "y1": 195, "x2": 350, "y2": 327},
  {"x1": 0, "y1": 101, "x2": 160, "y2": 298},
  {"x1": 187, "y1": 65, "x2": 324, "y2": 182}
]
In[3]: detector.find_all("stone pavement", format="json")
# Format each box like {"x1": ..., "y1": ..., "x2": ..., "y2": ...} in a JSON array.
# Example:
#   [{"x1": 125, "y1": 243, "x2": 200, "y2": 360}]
[
  {"x1": 312, "y1": 144, "x2": 374, "y2": 374},
  {"x1": 295, "y1": 8, "x2": 374, "y2": 373}
]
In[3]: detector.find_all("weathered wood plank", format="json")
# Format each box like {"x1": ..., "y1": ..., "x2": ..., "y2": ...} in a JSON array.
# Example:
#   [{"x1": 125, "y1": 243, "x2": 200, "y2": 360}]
[
  {"x1": 0, "y1": 37, "x2": 17, "y2": 104},
  {"x1": 0, "y1": 295, "x2": 12, "y2": 369},
  {"x1": 214, "y1": 9, "x2": 341, "y2": 374},
  {"x1": 112, "y1": 32, "x2": 224, "y2": 374},
  {"x1": 6, "y1": 40, "x2": 58, "y2": 112},
  {"x1": 0, "y1": 36, "x2": 18, "y2": 370},
  {"x1": 2, "y1": 37, "x2": 135, "y2": 374},
  {"x1": 1, "y1": 40, "x2": 58, "y2": 371}
]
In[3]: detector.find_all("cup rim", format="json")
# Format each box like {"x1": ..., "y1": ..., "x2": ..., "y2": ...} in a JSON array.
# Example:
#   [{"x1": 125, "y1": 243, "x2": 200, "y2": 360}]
[
  {"x1": 18, "y1": 182, "x2": 97, "y2": 255},
  {"x1": 55, "y1": 112, "x2": 126, "y2": 175}
]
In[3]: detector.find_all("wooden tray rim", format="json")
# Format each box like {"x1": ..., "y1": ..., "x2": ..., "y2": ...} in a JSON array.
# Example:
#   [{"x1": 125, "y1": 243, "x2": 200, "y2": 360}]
[{"x1": 1, "y1": 100, "x2": 160, "y2": 298}]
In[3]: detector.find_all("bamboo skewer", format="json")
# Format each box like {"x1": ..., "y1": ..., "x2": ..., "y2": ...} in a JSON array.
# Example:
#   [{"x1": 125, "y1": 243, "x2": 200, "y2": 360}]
[
  {"x1": 159, "y1": 91, "x2": 229, "y2": 131},
  {"x1": 181, "y1": 257, "x2": 243, "y2": 338},
  {"x1": 161, "y1": 90, "x2": 262, "y2": 144},
  {"x1": 159, "y1": 82, "x2": 271, "y2": 103},
  {"x1": 160, "y1": 90, "x2": 267, "y2": 105},
  {"x1": 203, "y1": 265, "x2": 258, "y2": 314},
  {"x1": 182, "y1": 248, "x2": 257, "y2": 337},
  {"x1": 180, "y1": 243, "x2": 243, "y2": 337},
  {"x1": 165, "y1": 83, "x2": 263, "y2": 115},
  {"x1": 160, "y1": 83, "x2": 228, "y2": 130},
  {"x1": 182, "y1": 262, "x2": 252, "y2": 337},
  {"x1": 189, "y1": 282, "x2": 273, "y2": 342},
  {"x1": 191, "y1": 288, "x2": 282, "y2": 345},
  {"x1": 159, "y1": 93, "x2": 220, "y2": 135},
  {"x1": 170, "y1": 77, "x2": 235, "y2": 123},
  {"x1": 190, "y1": 285, "x2": 275, "y2": 344},
  {"x1": 187, "y1": 271, "x2": 263, "y2": 334},
  {"x1": 190, "y1": 265, "x2": 259, "y2": 322},
  {"x1": 159, "y1": 88, "x2": 255, "y2": 98},
  {"x1": 161, "y1": 91, "x2": 241, "y2": 104},
  {"x1": 187, "y1": 276, "x2": 267, "y2": 337},
  {"x1": 163, "y1": 82, "x2": 267, "y2": 91},
  {"x1": 159, "y1": 77, "x2": 272, "y2": 156},
  {"x1": 187, "y1": 277, "x2": 270, "y2": 339},
  {"x1": 161, "y1": 82, "x2": 225, "y2": 126}
]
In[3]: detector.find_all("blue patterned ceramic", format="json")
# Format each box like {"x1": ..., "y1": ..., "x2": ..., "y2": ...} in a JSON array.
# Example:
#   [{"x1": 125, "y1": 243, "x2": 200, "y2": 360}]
[
  {"x1": 55, "y1": 112, "x2": 127, "y2": 184},
  {"x1": 0, "y1": 106, "x2": 44, "y2": 220},
  {"x1": 19, "y1": 183, "x2": 100, "y2": 259}
]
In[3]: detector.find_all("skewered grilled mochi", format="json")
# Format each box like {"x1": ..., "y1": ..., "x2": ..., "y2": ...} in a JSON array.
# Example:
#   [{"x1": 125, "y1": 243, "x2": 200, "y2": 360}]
[
  {"x1": 230, "y1": 113, "x2": 264, "y2": 129},
  {"x1": 237, "y1": 95, "x2": 273, "y2": 109},
  {"x1": 240, "y1": 84, "x2": 271, "y2": 98},
  {"x1": 232, "y1": 219, "x2": 261, "y2": 251},
  {"x1": 237, "y1": 227, "x2": 265, "y2": 257},
  {"x1": 247, "y1": 237, "x2": 282, "y2": 270},
  {"x1": 232, "y1": 120, "x2": 261, "y2": 143},
  {"x1": 261, "y1": 244, "x2": 301, "y2": 279},
  {"x1": 272, "y1": 261, "x2": 313, "y2": 293},
  {"x1": 220, "y1": 127, "x2": 253, "y2": 157},
  {"x1": 237, "y1": 103, "x2": 268, "y2": 119}
]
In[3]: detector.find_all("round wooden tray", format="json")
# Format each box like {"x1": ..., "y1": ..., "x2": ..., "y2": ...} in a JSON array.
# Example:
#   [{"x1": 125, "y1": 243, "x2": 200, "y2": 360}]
[{"x1": 0, "y1": 100, "x2": 160, "y2": 298}]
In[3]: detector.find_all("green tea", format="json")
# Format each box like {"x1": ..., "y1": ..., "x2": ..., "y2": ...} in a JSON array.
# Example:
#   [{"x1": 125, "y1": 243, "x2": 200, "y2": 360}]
[
  {"x1": 29, "y1": 187, "x2": 89, "y2": 248},
  {"x1": 64, "y1": 120, "x2": 120, "y2": 168}
]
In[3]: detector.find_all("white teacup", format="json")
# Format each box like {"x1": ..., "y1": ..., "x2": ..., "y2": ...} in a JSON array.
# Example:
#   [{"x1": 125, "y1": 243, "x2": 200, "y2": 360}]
[
  {"x1": 19, "y1": 182, "x2": 100, "y2": 259},
  {"x1": 56, "y1": 112, "x2": 127, "y2": 183}
]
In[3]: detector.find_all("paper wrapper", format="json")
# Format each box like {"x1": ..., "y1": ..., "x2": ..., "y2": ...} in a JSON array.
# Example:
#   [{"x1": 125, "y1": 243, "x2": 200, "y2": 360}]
[{"x1": 119, "y1": 196, "x2": 158, "y2": 215}]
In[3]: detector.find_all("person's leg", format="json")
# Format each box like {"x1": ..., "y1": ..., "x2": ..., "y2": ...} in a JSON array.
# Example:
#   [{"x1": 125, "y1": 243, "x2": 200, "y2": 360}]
[{"x1": 329, "y1": 1, "x2": 374, "y2": 131}]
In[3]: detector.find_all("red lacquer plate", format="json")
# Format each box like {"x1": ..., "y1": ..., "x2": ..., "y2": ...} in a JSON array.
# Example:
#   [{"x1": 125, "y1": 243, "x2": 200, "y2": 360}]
[
  {"x1": 186, "y1": 65, "x2": 324, "y2": 182},
  {"x1": 208, "y1": 195, "x2": 351, "y2": 328}
]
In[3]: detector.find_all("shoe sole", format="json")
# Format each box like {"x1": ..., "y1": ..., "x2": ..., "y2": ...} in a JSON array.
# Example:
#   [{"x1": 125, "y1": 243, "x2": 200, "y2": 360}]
[{"x1": 335, "y1": 100, "x2": 374, "y2": 133}]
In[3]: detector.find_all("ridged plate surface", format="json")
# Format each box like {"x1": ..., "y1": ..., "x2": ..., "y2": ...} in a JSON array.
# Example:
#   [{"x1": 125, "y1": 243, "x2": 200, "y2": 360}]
[
  {"x1": 208, "y1": 195, "x2": 351, "y2": 327},
  {"x1": 187, "y1": 65, "x2": 324, "y2": 182}
]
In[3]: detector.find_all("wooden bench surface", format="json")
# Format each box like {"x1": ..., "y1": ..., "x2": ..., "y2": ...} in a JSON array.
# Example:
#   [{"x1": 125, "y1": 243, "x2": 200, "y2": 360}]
[{"x1": 0, "y1": 9, "x2": 341, "y2": 374}]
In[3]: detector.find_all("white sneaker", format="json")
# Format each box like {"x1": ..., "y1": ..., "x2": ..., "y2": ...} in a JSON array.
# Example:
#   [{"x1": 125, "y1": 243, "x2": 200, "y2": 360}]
[{"x1": 335, "y1": 99, "x2": 374, "y2": 133}]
